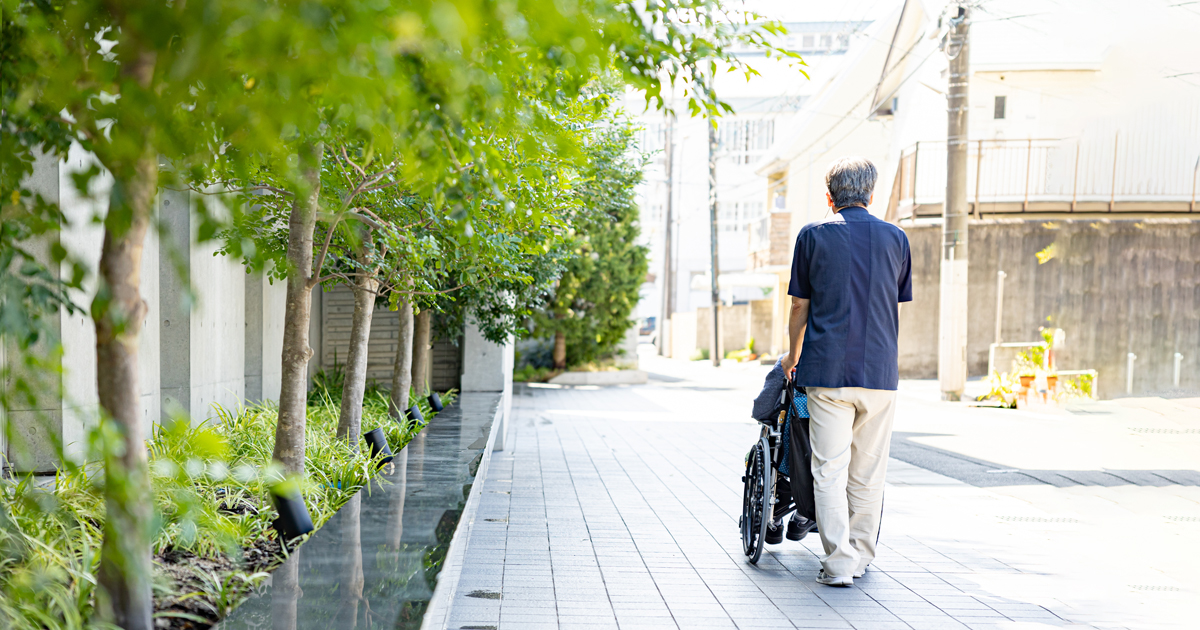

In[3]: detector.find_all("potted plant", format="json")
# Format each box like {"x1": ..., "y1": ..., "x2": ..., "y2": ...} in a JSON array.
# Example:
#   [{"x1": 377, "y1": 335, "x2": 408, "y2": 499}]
[
  {"x1": 1046, "y1": 369, "x2": 1059, "y2": 391},
  {"x1": 1018, "y1": 366, "x2": 1036, "y2": 389}
]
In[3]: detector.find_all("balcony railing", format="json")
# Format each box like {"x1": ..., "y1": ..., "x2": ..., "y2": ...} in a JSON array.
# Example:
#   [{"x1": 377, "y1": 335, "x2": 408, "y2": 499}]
[{"x1": 892, "y1": 137, "x2": 1200, "y2": 218}]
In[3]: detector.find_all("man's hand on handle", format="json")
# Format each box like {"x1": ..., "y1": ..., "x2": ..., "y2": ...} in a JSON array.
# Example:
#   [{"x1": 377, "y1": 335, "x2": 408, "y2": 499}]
[{"x1": 783, "y1": 353, "x2": 799, "y2": 382}]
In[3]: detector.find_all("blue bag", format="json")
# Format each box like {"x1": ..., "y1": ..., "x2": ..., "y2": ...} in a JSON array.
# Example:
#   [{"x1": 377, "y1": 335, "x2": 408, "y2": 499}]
[{"x1": 778, "y1": 391, "x2": 809, "y2": 476}]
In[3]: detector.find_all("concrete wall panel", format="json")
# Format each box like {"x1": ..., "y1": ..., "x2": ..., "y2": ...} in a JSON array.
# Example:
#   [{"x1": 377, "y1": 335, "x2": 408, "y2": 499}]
[
  {"x1": 261, "y1": 276, "x2": 286, "y2": 401},
  {"x1": 244, "y1": 272, "x2": 264, "y2": 402},
  {"x1": 750, "y1": 299, "x2": 774, "y2": 354},
  {"x1": 160, "y1": 190, "x2": 244, "y2": 422},
  {"x1": 899, "y1": 219, "x2": 1200, "y2": 398},
  {"x1": 8, "y1": 145, "x2": 162, "y2": 471},
  {"x1": 696, "y1": 304, "x2": 752, "y2": 357},
  {"x1": 188, "y1": 197, "x2": 244, "y2": 419}
]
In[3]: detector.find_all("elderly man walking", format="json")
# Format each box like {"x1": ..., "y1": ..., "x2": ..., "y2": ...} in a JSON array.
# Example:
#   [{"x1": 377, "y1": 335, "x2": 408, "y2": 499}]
[{"x1": 782, "y1": 157, "x2": 912, "y2": 587}]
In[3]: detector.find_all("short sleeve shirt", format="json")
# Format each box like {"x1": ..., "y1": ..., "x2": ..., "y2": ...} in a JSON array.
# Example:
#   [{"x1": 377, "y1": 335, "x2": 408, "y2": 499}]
[{"x1": 788, "y1": 207, "x2": 912, "y2": 390}]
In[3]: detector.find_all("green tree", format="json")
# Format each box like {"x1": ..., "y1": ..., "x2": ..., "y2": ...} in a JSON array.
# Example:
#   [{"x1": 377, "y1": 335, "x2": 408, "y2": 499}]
[
  {"x1": 2, "y1": 2, "x2": 278, "y2": 625},
  {"x1": 4, "y1": 1, "x2": 798, "y2": 625},
  {"x1": 536, "y1": 112, "x2": 648, "y2": 368}
]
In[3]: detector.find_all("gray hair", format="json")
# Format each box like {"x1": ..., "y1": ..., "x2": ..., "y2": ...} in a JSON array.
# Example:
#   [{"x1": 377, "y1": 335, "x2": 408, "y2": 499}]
[{"x1": 825, "y1": 157, "x2": 877, "y2": 209}]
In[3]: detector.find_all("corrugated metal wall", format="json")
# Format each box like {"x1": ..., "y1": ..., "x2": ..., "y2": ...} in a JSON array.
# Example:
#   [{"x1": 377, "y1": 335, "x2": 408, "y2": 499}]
[{"x1": 319, "y1": 286, "x2": 461, "y2": 392}]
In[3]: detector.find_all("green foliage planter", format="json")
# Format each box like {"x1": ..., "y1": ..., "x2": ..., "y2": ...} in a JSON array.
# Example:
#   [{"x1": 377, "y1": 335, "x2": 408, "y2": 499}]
[{"x1": 0, "y1": 387, "x2": 452, "y2": 629}]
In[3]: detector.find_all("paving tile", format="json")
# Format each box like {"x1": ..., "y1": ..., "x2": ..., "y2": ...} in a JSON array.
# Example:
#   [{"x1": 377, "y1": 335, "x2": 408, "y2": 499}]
[{"x1": 450, "y1": 382, "x2": 1176, "y2": 630}]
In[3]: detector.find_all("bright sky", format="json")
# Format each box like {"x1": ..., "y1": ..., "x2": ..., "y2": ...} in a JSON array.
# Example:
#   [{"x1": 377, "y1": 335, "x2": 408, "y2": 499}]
[{"x1": 737, "y1": 0, "x2": 900, "y2": 23}]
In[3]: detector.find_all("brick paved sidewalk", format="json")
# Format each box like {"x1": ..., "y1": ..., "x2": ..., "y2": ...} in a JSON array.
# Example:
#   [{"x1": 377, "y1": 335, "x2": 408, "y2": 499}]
[{"x1": 446, "y1": 377, "x2": 1192, "y2": 630}]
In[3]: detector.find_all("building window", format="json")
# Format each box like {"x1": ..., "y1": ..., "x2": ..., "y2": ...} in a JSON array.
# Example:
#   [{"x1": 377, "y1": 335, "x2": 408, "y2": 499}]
[
  {"x1": 638, "y1": 123, "x2": 666, "y2": 155},
  {"x1": 642, "y1": 203, "x2": 663, "y2": 226},
  {"x1": 994, "y1": 95, "x2": 1007, "y2": 120},
  {"x1": 838, "y1": 34, "x2": 850, "y2": 49},
  {"x1": 718, "y1": 118, "x2": 775, "y2": 165},
  {"x1": 718, "y1": 201, "x2": 765, "y2": 234},
  {"x1": 802, "y1": 34, "x2": 814, "y2": 49},
  {"x1": 820, "y1": 34, "x2": 833, "y2": 49}
]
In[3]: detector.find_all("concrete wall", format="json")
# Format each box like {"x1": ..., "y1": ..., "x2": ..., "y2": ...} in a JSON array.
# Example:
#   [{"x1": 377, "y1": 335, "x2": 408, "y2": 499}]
[
  {"x1": 7, "y1": 146, "x2": 161, "y2": 471},
  {"x1": 899, "y1": 219, "x2": 1200, "y2": 398},
  {"x1": 245, "y1": 272, "x2": 287, "y2": 403},
  {"x1": 5, "y1": 148, "x2": 302, "y2": 472},
  {"x1": 696, "y1": 304, "x2": 753, "y2": 357},
  {"x1": 750, "y1": 300, "x2": 774, "y2": 354},
  {"x1": 671, "y1": 312, "x2": 698, "y2": 360},
  {"x1": 159, "y1": 190, "x2": 245, "y2": 422},
  {"x1": 460, "y1": 314, "x2": 513, "y2": 450}
]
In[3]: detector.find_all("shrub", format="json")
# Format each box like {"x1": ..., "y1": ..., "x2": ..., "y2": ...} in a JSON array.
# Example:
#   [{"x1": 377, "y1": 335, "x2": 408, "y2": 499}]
[{"x1": 0, "y1": 383, "x2": 452, "y2": 628}]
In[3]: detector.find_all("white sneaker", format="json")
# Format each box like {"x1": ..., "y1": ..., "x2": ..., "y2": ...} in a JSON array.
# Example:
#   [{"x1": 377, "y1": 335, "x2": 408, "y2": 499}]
[
  {"x1": 816, "y1": 570, "x2": 853, "y2": 587},
  {"x1": 853, "y1": 567, "x2": 868, "y2": 579}
]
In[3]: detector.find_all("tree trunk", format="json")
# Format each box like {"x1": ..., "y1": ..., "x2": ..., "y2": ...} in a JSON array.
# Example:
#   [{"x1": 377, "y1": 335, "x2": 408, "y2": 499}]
[
  {"x1": 334, "y1": 492, "x2": 364, "y2": 630},
  {"x1": 389, "y1": 293, "x2": 413, "y2": 418},
  {"x1": 271, "y1": 547, "x2": 302, "y2": 630},
  {"x1": 336, "y1": 258, "x2": 378, "y2": 448},
  {"x1": 411, "y1": 308, "x2": 432, "y2": 397},
  {"x1": 553, "y1": 330, "x2": 567, "y2": 369},
  {"x1": 273, "y1": 142, "x2": 322, "y2": 475},
  {"x1": 387, "y1": 446, "x2": 408, "y2": 550},
  {"x1": 95, "y1": 150, "x2": 156, "y2": 630}
]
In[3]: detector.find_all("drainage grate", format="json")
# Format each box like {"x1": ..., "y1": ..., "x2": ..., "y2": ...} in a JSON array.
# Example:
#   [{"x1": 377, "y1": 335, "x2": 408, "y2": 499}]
[
  {"x1": 466, "y1": 590, "x2": 502, "y2": 600},
  {"x1": 459, "y1": 626, "x2": 498, "y2": 630},
  {"x1": 1129, "y1": 428, "x2": 1200, "y2": 435},
  {"x1": 998, "y1": 516, "x2": 1080, "y2": 523},
  {"x1": 1166, "y1": 516, "x2": 1200, "y2": 522},
  {"x1": 1130, "y1": 585, "x2": 1181, "y2": 592},
  {"x1": 484, "y1": 518, "x2": 508, "y2": 523}
]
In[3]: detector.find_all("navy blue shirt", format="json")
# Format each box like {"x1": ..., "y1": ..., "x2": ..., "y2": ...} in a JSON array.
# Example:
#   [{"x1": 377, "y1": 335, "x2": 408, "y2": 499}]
[{"x1": 788, "y1": 207, "x2": 912, "y2": 390}]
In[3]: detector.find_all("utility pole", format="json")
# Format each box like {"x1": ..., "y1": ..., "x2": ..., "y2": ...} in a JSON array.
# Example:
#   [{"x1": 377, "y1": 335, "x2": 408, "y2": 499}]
[
  {"x1": 939, "y1": 4, "x2": 970, "y2": 400},
  {"x1": 707, "y1": 114, "x2": 721, "y2": 367},
  {"x1": 659, "y1": 112, "x2": 675, "y2": 356}
]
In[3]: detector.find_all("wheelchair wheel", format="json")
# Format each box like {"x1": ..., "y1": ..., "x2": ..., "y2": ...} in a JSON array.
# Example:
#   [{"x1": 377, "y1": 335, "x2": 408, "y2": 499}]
[{"x1": 740, "y1": 436, "x2": 773, "y2": 564}]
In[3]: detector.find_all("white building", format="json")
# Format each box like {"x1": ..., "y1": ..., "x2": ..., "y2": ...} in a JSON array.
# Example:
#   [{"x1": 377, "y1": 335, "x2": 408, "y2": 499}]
[
  {"x1": 749, "y1": 0, "x2": 1200, "y2": 357},
  {"x1": 626, "y1": 5, "x2": 897, "y2": 358}
]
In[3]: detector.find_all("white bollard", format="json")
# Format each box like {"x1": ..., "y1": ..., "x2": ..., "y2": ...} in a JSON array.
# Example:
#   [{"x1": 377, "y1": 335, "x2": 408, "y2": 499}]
[
  {"x1": 1175, "y1": 353, "x2": 1184, "y2": 388},
  {"x1": 1126, "y1": 352, "x2": 1137, "y2": 395}
]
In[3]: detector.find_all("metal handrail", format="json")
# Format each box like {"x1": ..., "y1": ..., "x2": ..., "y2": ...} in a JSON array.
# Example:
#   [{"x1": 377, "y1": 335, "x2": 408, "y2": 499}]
[{"x1": 894, "y1": 138, "x2": 1200, "y2": 214}]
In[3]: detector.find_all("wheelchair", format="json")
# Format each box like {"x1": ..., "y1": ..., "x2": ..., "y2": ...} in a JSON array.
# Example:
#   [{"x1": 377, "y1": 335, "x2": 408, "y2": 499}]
[{"x1": 740, "y1": 380, "x2": 807, "y2": 564}]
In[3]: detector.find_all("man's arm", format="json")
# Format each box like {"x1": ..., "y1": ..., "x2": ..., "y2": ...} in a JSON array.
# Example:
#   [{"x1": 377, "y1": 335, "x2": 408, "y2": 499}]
[{"x1": 782, "y1": 296, "x2": 810, "y2": 380}]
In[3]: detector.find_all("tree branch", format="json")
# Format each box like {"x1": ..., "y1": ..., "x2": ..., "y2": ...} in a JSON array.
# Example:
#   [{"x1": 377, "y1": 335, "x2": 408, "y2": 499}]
[
  {"x1": 308, "y1": 213, "x2": 343, "y2": 289},
  {"x1": 339, "y1": 145, "x2": 368, "y2": 180},
  {"x1": 162, "y1": 183, "x2": 293, "y2": 197}
]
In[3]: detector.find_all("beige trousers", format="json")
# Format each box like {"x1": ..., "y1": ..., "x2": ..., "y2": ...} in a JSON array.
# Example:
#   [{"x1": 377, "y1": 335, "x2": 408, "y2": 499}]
[{"x1": 806, "y1": 386, "x2": 897, "y2": 578}]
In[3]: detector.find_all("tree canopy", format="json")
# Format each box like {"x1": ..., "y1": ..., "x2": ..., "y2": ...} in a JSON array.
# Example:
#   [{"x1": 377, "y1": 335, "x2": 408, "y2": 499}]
[{"x1": 1, "y1": 0, "x2": 799, "y2": 625}]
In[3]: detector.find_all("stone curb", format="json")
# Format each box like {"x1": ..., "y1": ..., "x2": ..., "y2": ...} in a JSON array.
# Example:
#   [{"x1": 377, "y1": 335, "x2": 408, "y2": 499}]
[{"x1": 421, "y1": 393, "x2": 506, "y2": 629}]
